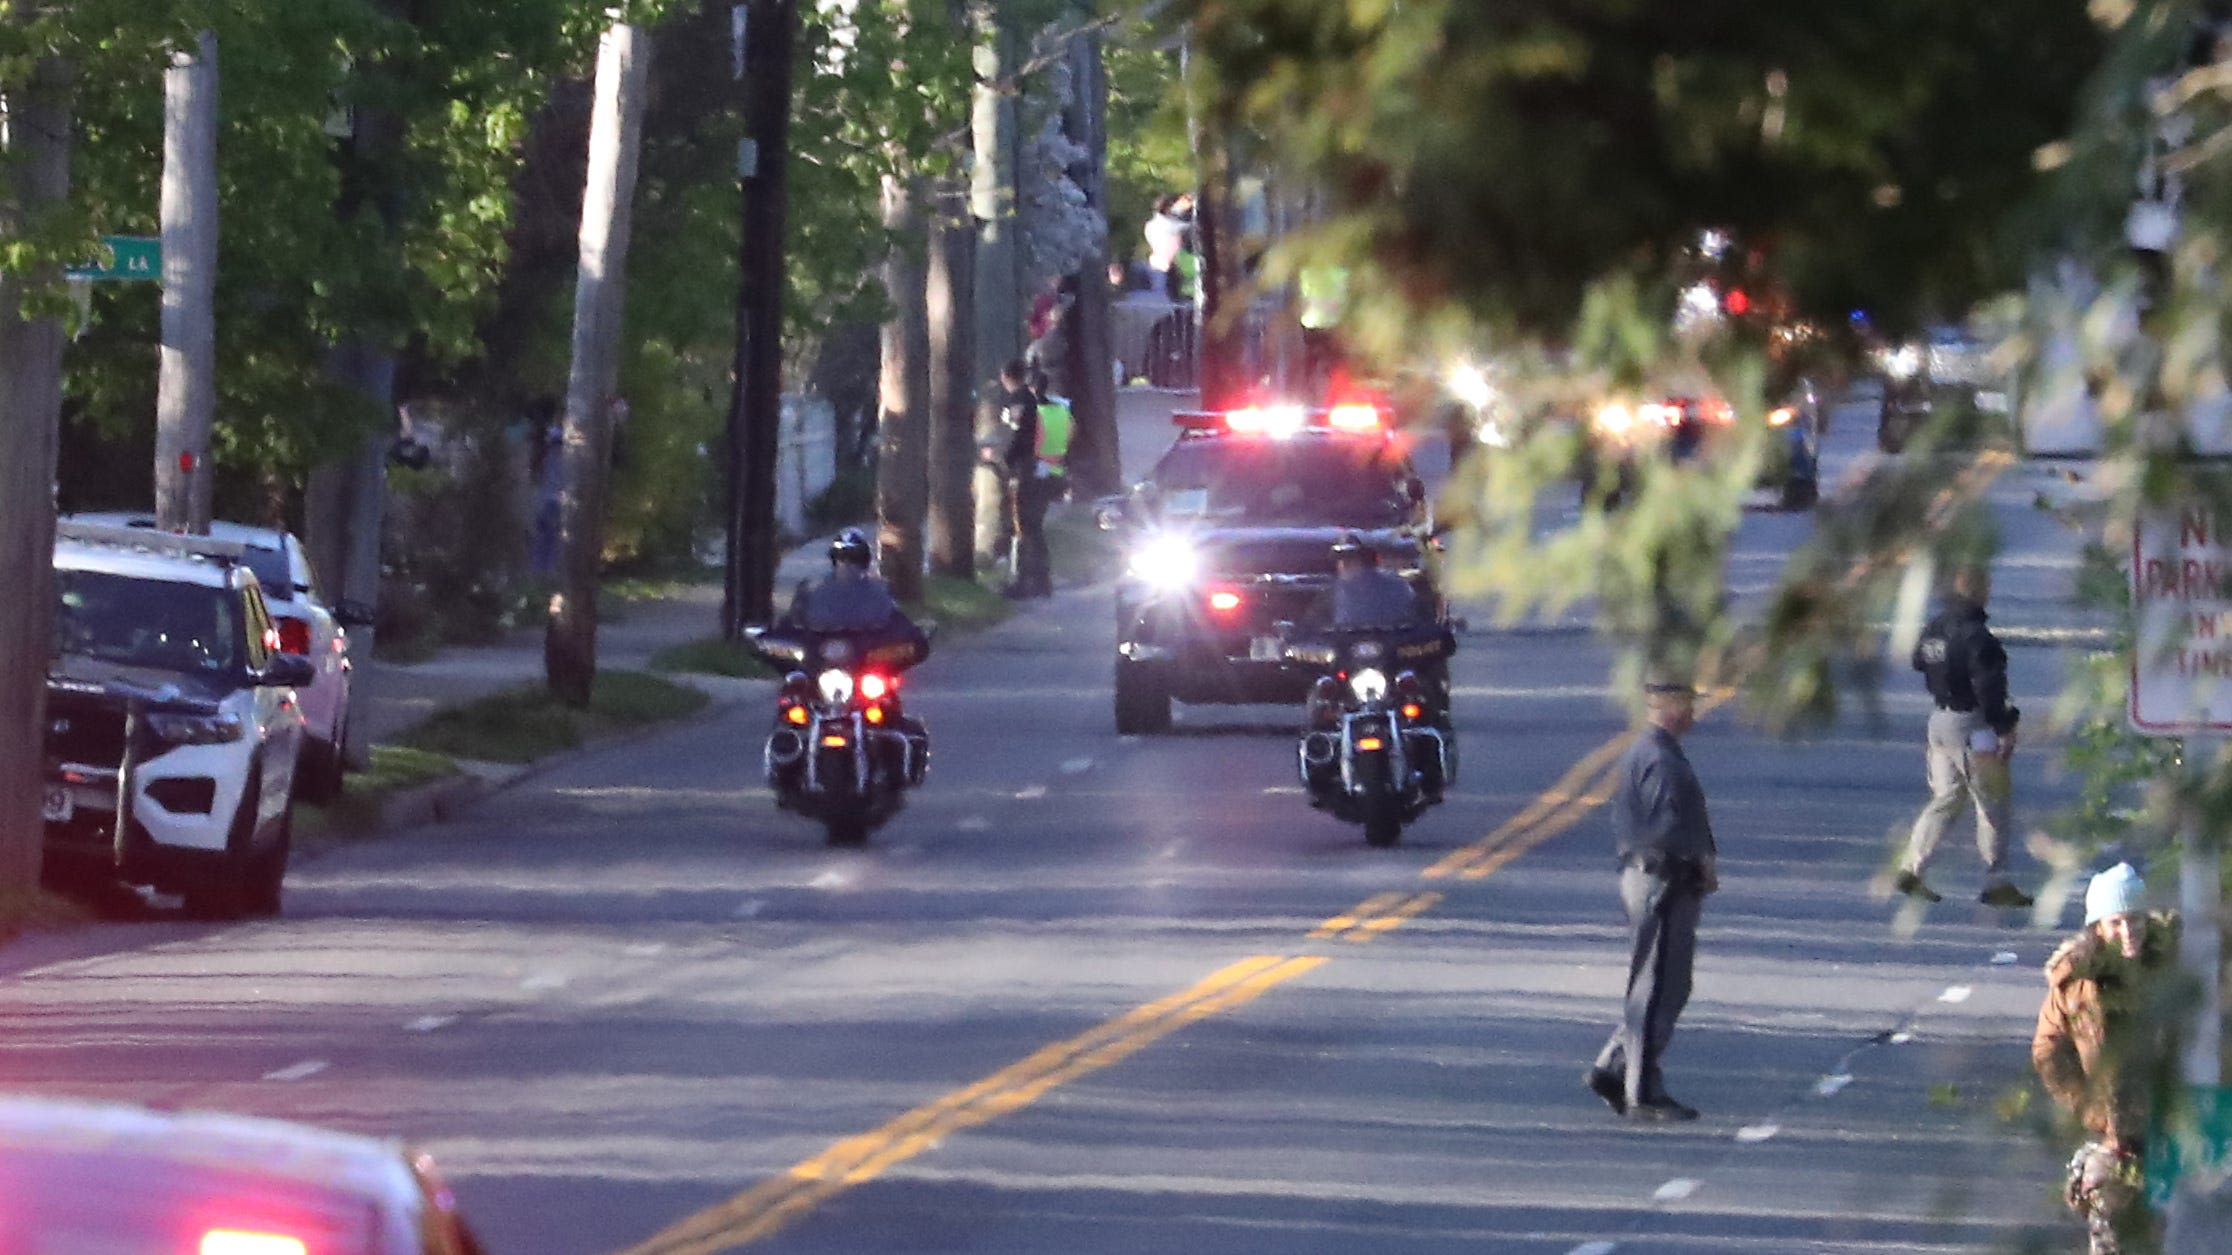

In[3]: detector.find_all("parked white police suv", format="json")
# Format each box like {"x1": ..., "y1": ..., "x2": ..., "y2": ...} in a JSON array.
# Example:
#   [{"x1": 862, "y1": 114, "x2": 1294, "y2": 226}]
[{"x1": 45, "y1": 521, "x2": 314, "y2": 916}]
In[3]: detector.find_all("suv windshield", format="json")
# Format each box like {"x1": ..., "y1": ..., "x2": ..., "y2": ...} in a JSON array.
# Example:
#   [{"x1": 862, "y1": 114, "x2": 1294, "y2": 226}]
[
  {"x1": 54, "y1": 570, "x2": 242, "y2": 675},
  {"x1": 1151, "y1": 436, "x2": 1415, "y2": 527}
]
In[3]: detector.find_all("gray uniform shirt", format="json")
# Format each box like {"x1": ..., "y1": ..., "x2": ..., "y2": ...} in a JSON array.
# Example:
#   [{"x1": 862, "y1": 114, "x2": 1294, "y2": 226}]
[{"x1": 1612, "y1": 725, "x2": 1716, "y2": 870}]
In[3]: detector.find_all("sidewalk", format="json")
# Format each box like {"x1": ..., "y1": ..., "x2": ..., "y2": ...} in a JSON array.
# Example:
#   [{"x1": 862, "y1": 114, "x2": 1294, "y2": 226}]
[
  {"x1": 355, "y1": 541, "x2": 828, "y2": 748},
  {"x1": 356, "y1": 386, "x2": 1196, "y2": 752}
]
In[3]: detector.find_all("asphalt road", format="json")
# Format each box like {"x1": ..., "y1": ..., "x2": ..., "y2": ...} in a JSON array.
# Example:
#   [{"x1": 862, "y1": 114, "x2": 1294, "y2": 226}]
[{"x1": 0, "y1": 391, "x2": 2112, "y2": 1254}]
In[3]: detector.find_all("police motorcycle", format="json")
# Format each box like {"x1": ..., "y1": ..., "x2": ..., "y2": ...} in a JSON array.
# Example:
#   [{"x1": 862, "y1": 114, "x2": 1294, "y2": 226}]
[
  {"x1": 744, "y1": 531, "x2": 933, "y2": 846},
  {"x1": 1283, "y1": 629, "x2": 1455, "y2": 849},
  {"x1": 745, "y1": 626, "x2": 929, "y2": 845}
]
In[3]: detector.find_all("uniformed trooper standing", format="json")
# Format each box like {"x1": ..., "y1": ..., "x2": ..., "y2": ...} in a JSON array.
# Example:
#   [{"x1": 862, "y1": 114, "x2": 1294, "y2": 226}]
[
  {"x1": 1586, "y1": 674, "x2": 1717, "y2": 1122},
  {"x1": 1894, "y1": 565, "x2": 2033, "y2": 908}
]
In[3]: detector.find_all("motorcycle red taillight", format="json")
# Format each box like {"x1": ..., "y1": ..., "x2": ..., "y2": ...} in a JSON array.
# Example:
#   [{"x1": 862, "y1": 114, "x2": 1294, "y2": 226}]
[{"x1": 275, "y1": 619, "x2": 313, "y2": 655}]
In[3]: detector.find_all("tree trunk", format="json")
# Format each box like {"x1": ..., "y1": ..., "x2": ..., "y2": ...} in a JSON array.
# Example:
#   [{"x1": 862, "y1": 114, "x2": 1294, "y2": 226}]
[
  {"x1": 0, "y1": 54, "x2": 71, "y2": 893},
  {"x1": 545, "y1": 23, "x2": 651, "y2": 706},
  {"x1": 926, "y1": 180, "x2": 978, "y2": 579},
  {"x1": 969, "y1": 2, "x2": 1020, "y2": 568},
  {"x1": 154, "y1": 32, "x2": 218, "y2": 535},
  {"x1": 875, "y1": 172, "x2": 931, "y2": 604},
  {"x1": 1061, "y1": 14, "x2": 1119, "y2": 496}
]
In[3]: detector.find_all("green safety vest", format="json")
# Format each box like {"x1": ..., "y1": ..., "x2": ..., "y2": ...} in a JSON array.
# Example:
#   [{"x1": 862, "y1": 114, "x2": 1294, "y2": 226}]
[
  {"x1": 1299, "y1": 264, "x2": 1349, "y2": 330},
  {"x1": 1035, "y1": 400, "x2": 1074, "y2": 471}
]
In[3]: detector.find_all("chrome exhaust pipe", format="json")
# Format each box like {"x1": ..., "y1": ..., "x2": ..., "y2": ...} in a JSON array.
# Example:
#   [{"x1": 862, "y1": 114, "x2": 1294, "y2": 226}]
[{"x1": 766, "y1": 728, "x2": 806, "y2": 766}]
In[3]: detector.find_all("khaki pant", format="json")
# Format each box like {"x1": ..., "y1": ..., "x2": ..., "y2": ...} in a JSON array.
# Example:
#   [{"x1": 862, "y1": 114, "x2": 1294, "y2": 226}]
[{"x1": 1901, "y1": 708, "x2": 2014, "y2": 883}]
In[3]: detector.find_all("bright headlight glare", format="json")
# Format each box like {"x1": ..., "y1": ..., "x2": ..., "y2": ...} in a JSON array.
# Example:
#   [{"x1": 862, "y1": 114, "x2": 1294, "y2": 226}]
[
  {"x1": 1350, "y1": 668, "x2": 1389, "y2": 702},
  {"x1": 1128, "y1": 535, "x2": 1201, "y2": 587},
  {"x1": 146, "y1": 711, "x2": 245, "y2": 745},
  {"x1": 1885, "y1": 345, "x2": 1921, "y2": 379},
  {"x1": 817, "y1": 669, "x2": 854, "y2": 705},
  {"x1": 1594, "y1": 403, "x2": 1634, "y2": 435},
  {"x1": 1448, "y1": 363, "x2": 1494, "y2": 410}
]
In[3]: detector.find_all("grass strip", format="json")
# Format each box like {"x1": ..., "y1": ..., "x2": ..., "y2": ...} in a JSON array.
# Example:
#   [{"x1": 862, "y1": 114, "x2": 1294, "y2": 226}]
[
  {"x1": 649, "y1": 635, "x2": 778, "y2": 678},
  {"x1": 397, "y1": 669, "x2": 711, "y2": 764},
  {"x1": 299, "y1": 745, "x2": 464, "y2": 841}
]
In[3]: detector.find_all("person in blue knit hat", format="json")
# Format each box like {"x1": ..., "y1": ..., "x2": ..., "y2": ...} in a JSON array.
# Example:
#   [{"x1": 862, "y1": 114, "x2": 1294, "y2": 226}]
[{"x1": 2032, "y1": 863, "x2": 2181, "y2": 1255}]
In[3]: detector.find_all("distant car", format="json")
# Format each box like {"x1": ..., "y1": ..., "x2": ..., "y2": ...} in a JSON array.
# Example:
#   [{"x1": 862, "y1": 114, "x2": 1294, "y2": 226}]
[
  {"x1": 0, "y1": 1093, "x2": 488, "y2": 1254},
  {"x1": 64, "y1": 513, "x2": 370, "y2": 802},
  {"x1": 1582, "y1": 386, "x2": 1821, "y2": 511},
  {"x1": 46, "y1": 522, "x2": 314, "y2": 917},
  {"x1": 1876, "y1": 324, "x2": 2010, "y2": 453},
  {"x1": 1098, "y1": 401, "x2": 1443, "y2": 734}
]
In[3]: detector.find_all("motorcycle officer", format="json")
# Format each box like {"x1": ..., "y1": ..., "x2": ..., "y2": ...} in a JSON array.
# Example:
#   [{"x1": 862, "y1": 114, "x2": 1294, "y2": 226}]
[
  {"x1": 776, "y1": 527, "x2": 931, "y2": 768},
  {"x1": 1302, "y1": 531, "x2": 1455, "y2": 730}
]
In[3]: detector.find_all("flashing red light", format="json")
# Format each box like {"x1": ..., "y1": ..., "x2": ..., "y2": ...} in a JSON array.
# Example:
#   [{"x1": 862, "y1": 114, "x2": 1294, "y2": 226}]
[
  {"x1": 859, "y1": 673, "x2": 890, "y2": 700},
  {"x1": 783, "y1": 705, "x2": 810, "y2": 726},
  {"x1": 276, "y1": 619, "x2": 313, "y2": 655},
  {"x1": 1326, "y1": 403, "x2": 1382, "y2": 432},
  {"x1": 1355, "y1": 736, "x2": 1385, "y2": 752},
  {"x1": 179, "y1": 452, "x2": 198, "y2": 475},
  {"x1": 1207, "y1": 590, "x2": 1242, "y2": 613},
  {"x1": 1723, "y1": 288, "x2": 1751, "y2": 316},
  {"x1": 202, "y1": 1233, "x2": 308, "y2": 1255}
]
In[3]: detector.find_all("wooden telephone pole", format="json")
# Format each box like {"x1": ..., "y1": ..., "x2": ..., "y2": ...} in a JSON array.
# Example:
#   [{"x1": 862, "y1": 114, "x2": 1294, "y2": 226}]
[
  {"x1": 544, "y1": 22, "x2": 650, "y2": 706},
  {"x1": 721, "y1": 0, "x2": 801, "y2": 639},
  {"x1": 154, "y1": 32, "x2": 218, "y2": 535}
]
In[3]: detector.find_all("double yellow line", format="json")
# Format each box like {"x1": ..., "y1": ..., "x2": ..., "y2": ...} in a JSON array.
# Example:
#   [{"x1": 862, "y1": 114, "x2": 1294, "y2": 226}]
[
  {"x1": 616, "y1": 954, "x2": 1325, "y2": 1255},
  {"x1": 618, "y1": 697, "x2": 1728, "y2": 1254}
]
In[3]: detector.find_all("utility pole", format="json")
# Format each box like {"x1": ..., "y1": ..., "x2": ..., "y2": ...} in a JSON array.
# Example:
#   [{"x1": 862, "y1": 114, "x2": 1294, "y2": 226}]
[
  {"x1": 926, "y1": 180, "x2": 977, "y2": 579},
  {"x1": 875, "y1": 171, "x2": 931, "y2": 604},
  {"x1": 0, "y1": 51, "x2": 73, "y2": 892},
  {"x1": 544, "y1": 22, "x2": 650, "y2": 706},
  {"x1": 969, "y1": 1, "x2": 1021, "y2": 567},
  {"x1": 154, "y1": 31, "x2": 217, "y2": 535},
  {"x1": 1061, "y1": 7, "x2": 1119, "y2": 497},
  {"x1": 722, "y1": 0, "x2": 800, "y2": 639}
]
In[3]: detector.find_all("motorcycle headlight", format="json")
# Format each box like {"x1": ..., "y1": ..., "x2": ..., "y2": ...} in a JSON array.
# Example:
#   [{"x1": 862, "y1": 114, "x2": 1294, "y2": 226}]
[
  {"x1": 145, "y1": 711, "x2": 245, "y2": 745},
  {"x1": 1350, "y1": 668, "x2": 1388, "y2": 703},
  {"x1": 1127, "y1": 534, "x2": 1201, "y2": 588},
  {"x1": 1883, "y1": 344, "x2": 1922, "y2": 380},
  {"x1": 817, "y1": 669, "x2": 855, "y2": 706},
  {"x1": 1593, "y1": 403, "x2": 1635, "y2": 437}
]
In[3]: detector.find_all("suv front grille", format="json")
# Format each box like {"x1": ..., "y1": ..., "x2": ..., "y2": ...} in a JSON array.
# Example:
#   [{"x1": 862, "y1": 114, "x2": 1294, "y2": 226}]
[{"x1": 45, "y1": 693, "x2": 127, "y2": 768}]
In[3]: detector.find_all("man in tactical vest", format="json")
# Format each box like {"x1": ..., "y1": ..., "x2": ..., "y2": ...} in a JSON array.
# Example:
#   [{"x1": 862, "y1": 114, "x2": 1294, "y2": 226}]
[
  {"x1": 1001, "y1": 364, "x2": 1071, "y2": 599},
  {"x1": 1895, "y1": 565, "x2": 2034, "y2": 908}
]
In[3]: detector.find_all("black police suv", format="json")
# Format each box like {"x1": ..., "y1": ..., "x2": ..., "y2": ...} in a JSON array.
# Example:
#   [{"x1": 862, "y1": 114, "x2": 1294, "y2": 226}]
[{"x1": 1097, "y1": 404, "x2": 1441, "y2": 734}]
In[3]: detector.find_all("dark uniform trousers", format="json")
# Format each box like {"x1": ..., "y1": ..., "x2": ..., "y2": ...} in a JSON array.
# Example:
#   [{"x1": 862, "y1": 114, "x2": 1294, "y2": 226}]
[{"x1": 1594, "y1": 859, "x2": 1705, "y2": 1106}]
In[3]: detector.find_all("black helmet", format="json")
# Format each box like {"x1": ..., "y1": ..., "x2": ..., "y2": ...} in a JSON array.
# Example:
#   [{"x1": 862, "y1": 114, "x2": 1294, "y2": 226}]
[
  {"x1": 830, "y1": 528, "x2": 873, "y2": 569},
  {"x1": 1331, "y1": 530, "x2": 1377, "y2": 566}
]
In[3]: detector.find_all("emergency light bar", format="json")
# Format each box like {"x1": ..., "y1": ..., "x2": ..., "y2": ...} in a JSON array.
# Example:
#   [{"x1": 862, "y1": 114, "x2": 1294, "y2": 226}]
[
  {"x1": 55, "y1": 521, "x2": 250, "y2": 565},
  {"x1": 1171, "y1": 403, "x2": 1387, "y2": 435}
]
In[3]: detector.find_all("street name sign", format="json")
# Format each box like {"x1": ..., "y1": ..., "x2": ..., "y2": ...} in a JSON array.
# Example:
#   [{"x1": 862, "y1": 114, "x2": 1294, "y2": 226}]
[
  {"x1": 65, "y1": 235, "x2": 160, "y2": 282},
  {"x1": 2133, "y1": 506, "x2": 2232, "y2": 733}
]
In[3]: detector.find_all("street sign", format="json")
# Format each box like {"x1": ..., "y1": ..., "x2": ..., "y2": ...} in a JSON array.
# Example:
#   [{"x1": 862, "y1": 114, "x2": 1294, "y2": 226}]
[
  {"x1": 65, "y1": 235, "x2": 160, "y2": 282},
  {"x1": 2133, "y1": 506, "x2": 2232, "y2": 733}
]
